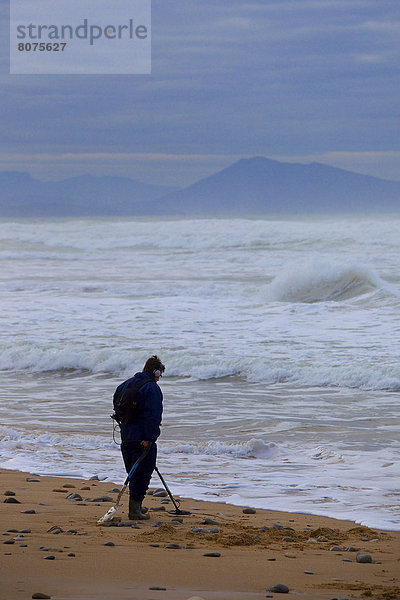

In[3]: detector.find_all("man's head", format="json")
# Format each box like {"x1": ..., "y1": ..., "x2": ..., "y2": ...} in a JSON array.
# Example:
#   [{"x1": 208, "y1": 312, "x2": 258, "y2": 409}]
[{"x1": 143, "y1": 355, "x2": 165, "y2": 380}]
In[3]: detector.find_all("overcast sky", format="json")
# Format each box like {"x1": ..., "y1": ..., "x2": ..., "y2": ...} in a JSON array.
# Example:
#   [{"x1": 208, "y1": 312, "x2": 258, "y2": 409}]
[{"x1": 1, "y1": 0, "x2": 400, "y2": 186}]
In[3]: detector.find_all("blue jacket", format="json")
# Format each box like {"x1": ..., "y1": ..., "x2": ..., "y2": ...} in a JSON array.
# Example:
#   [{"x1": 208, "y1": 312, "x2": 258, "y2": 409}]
[{"x1": 114, "y1": 371, "x2": 163, "y2": 443}]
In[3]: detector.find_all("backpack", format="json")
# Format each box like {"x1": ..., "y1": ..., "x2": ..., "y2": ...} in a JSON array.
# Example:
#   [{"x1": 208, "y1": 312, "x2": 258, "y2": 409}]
[{"x1": 112, "y1": 378, "x2": 151, "y2": 425}]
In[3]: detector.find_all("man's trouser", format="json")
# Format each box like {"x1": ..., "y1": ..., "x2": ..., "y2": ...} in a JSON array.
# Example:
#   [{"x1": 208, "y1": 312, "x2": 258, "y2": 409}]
[{"x1": 121, "y1": 441, "x2": 157, "y2": 502}]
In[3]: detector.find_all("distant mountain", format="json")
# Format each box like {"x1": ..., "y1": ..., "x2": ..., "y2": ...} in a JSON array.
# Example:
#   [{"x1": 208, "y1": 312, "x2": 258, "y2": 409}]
[
  {"x1": 155, "y1": 157, "x2": 400, "y2": 215},
  {"x1": 1, "y1": 158, "x2": 400, "y2": 217},
  {"x1": 0, "y1": 172, "x2": 177, "y2": 217}
]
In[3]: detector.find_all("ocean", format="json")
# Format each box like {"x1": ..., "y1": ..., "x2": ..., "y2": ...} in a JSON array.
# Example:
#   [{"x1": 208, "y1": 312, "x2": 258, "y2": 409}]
[{"x1": 0, "y1": 215, "x2": 399, "y2": 531}]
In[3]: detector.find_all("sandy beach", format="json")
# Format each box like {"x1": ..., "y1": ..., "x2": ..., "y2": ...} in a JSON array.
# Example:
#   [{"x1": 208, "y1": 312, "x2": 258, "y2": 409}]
[{"x1": 1, "y1": 469, "x2": 399, "y2": 600}]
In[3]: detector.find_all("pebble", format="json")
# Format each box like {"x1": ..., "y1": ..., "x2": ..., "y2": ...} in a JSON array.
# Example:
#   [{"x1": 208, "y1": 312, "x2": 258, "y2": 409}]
[
  {"x1": 66, "y1": 493, "x2": 83, "y2": 501},
  {"x1": 170, "y1": 520, "x2": 182, "y2": 526},
  {"x1": 80, "y1": 486, "x2": 91, "y2": 491},
  {"x1": 273, "y1": 523, "x2": 285, "y2": 530},
  {"x1": 318, "y1": 536, "x2": 329, "y2": 542},
  {"x1": 4, "y1": 490, "x2": 16, "y2": 496},
  {"x1": 91, "y1": 496, "x2": 113, "y2": 503},
  {"x1": 268, "y1": 584, "x2": 289, "y2": 594},
  {"x1": 149, "y1": 587, "x2": 167, "y2": 591},
  {"x1": 26, "y1": 478, "x2": 40, "y2": 483},
  {"x1": 4, "y1": 539, "x2": 15, "y2": 545},
  {"x1": 202, "y1": 518, "x2": 220, "y2": 525},
  {"x1": 47, "y1": 526, "x2": 63, "y2": 534},
  {"x1": 242, "y1": 508, "x2": 256, "y2": 514},
  {"x1": 153, "y1": 490, "x2": 168, "y2": 498},
  {"x1": 282, "y1": 537, "x2": 294, "y2": 542},
  {"x1": 356, "y1": 552, "x2": 372, "y2": 563},
  {"x1": 259, "y1": 526, "x2": 269, "y2": 532},
  {"x1": 89, "y1": 475, "x2": 99, "y2": 480},
  {"x1": 330, "y1": 546, "x2": 343, "y2": 552},
  {"x1": 52, "y1": 489, "x2": 68, "y2": 493},
  {"x1": 149, "y1": 544, "x2": 160, "y2": 547},
  {"x1": 4, "y1": 497, "x2": 21, "y2": 504},
  {"x1": 203, "y1": 552, "x2": 221, "y2": 557},
  {"x1": 151, "y1": 522, "x2": 163, "y2": 528},
  {"x1": 267, "y1": 558, "x2": 276, "y2": 561},
  {"x1": 346, "y1": 546, "x2": 359, "y2": 552},
  {"x1": 67, "y1": 553, "x2": 75, "y2": 557},
  {"x1": 150, "y1": 506, "x2": 166, "y2": 512},
  {"x1": 160, "y1": 499, "x2": 170, "y2": 504},
  {"x1": 342, "y1": 559, "x2": 352, "y2": 562},
  {"x1": 62, "y1": 484, "x2": 75, "y2": 489},
  {"x1": 21, "y1": 509, "x2": 36, "y2": 514},
  {"x1": 20, "y1": 529, "x2": 31, "y2": 533},
  {"x1": 44, "y1": 555, "x2": 55, "y2": 560},
  {"x1": 103, "y1": 541, "x2": 115, "y2": 547},
  {"x1": 284, "y1": 553, "x2": 296, "y2": 559},
  {"x1": 108, "y1": 488, "x2": 120, "y2": 493},
  {"x1": 165, "y1": 543, "x2": 184, "y2": 549},
  {"x1": 32, "y1": 594, "x2": 51, "y2": 599},
  {"x1": 304, "y1": 570, "x2": 314, "y2": 575}
]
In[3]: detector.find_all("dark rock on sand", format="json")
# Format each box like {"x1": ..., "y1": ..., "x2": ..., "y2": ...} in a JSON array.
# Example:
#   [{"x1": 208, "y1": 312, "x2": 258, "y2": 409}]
[
  {"x1": 43, "y1": 555, "x2": 55, "y2": 560},
  {"x1": 4, "y1": 497, "x2": 21, "y2": 503},
  {"x1": 47, "y1": 526, "x2": 63, "y2": 534},
  {"x1": 91, "y1": 496, "x2": 113, "y2": 503},
  {"x1": 330, "y1": 546, "x2": 343, "y2": 551},
  {"x1": 149, "y1": 587, "x2": 167, "y2": 591},
  {"x1": 150, "y1": 506, "x2": 166, "y2": 512},
  {"x1": 203, "y1": 552, "x2": 221, "y2": 557},
  {"x1": 4, "y1": 490, "x2": 16, "y2": 496},
  {"x1": 32, "y1": 593, "x2": 51, "y2": 599},
  {"x1": 202, "y1": 518, "x2": 220, "y2": 525},
  {"x1": 21, "y1": 509, "x2": 36, "y2": 514},
  {"x1": 26, "y1": 478, "x2": 40, "y2": 483},
  {"x1": 165, "y1": 543, "x2": 184, "y2": 549},
  {"x1": 268, "y1": 584, "x2": 289, "y2": 593},
  {"x1": 67, "y1": 553, "x2": 76, "y2": 557},
  {"x1": 66, "y1": 493, "x2": 83, "y2": 501},
  {"x1": 103, "y1": 541, "x2": 115, "y2": 546},
  {"x1": 4, "y1": 539, "x2": 15, "y2": 545},
  {"x1": 356, "y1": 552, "x2": 372, "y2": 563},
  {"x1": 243, "y1": 508, "x2": 256, "y2": 514},
  {"x1": 153, "y1": 490, "x2": 168, "y2": 498},
  {"x1": 346, "y1": 546, "x2": 359, "y2": 552}
]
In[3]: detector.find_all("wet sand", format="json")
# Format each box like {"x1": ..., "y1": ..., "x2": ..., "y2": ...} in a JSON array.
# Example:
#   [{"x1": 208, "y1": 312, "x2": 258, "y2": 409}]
[{"x1": 1, "y1": 468, "x2": 399, "y2": 600}]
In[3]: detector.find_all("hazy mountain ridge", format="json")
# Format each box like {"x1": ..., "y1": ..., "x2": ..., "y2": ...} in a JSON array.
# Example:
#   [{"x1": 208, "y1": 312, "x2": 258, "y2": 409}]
[
  {"x1": 1, "y1": 157, "x2": 400, "y2": 217},
  {"x1": 0, "y1": 171, "x2": 177, "y2": 217}
]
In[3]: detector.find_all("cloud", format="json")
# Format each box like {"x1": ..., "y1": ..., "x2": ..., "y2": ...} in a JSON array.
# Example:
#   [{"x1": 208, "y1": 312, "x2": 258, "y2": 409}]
[{"x1": 1, "y1": 0, "x2": 399, "y2": 184}]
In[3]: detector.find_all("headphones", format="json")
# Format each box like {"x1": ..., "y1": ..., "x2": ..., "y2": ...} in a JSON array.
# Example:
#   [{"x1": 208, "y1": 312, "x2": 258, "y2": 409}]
[{"x1": 153, "y1": 369, "x2": 162, "y2": 378}]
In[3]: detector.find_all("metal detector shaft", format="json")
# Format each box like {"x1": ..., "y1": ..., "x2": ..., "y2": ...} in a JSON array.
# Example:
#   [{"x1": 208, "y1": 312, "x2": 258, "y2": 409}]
[
  {"x1": 154, "y1": 465, "x2": 182, "y2": 513},
  {"x1": 116, "y1": 443, "x2": 151, "y2": 504},
  {"x1": 97, "y1": 443, "x2": 151, "y2": 524}
]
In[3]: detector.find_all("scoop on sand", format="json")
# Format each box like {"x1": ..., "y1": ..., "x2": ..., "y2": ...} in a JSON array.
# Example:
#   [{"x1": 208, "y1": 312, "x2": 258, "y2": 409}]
[{"x1": 97, "y1": 445, "x2": 151, "y2": 525}]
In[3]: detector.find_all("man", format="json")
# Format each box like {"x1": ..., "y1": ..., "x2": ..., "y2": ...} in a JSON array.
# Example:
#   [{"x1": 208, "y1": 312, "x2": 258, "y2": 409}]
[{"x1": 113, "y1": 355, "x2": 165, "y2": 520}]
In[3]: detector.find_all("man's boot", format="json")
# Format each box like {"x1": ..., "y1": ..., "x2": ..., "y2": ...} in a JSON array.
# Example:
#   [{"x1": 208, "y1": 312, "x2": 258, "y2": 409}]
[{"x1": 129, "y1": 497, "x2": 150, "y2": 520}]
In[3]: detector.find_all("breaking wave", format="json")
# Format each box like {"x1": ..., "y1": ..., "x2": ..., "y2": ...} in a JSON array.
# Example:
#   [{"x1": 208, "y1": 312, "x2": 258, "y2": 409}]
[{"x1": 267, "y1": 261, "x2": 385, "y2": 303}]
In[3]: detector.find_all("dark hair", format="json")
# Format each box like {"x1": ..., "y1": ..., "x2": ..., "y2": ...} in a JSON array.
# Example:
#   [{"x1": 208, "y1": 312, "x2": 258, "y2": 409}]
[{"x1": 143, "y1": 355, "x2": 165, "y2": 376}]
